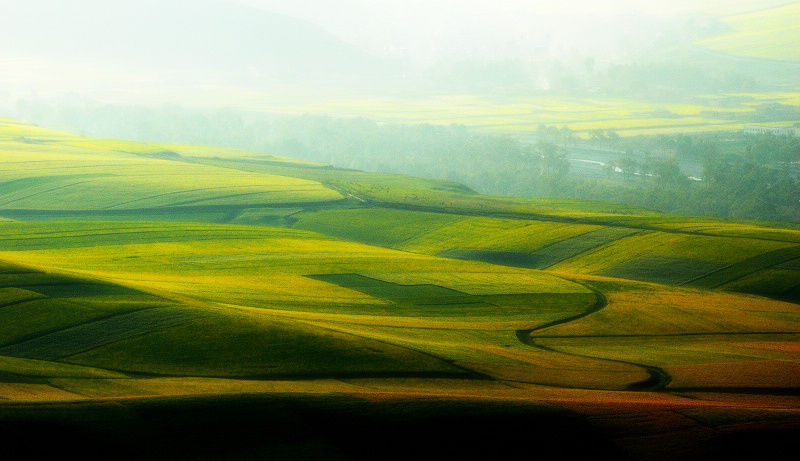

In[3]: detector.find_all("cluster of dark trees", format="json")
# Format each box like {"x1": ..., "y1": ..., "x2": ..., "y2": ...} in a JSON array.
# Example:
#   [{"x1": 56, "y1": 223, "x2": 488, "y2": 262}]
[
  {"x1": 659, "y1": 131, "x2": 800, "y2": 165},
  {"x1": 12, "y1": 100, "x2": 800, "y2": 223},
  {"x1": 586, "y1": 133, "x2": 800, "y2": 221},
  {"x1": 575, "y1": 156, "x2": 798, "y2": 222}
]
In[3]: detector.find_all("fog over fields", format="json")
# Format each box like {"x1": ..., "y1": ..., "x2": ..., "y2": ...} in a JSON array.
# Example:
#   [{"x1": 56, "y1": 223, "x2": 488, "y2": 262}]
[
  {"x1": 1, "y1": 2, "x2": 800, "y2": 459},
  {"x1": 2, "y1": 0, "x2": 799, "y2": 222},
  {"x1": 2, "y1": 0, "x2": 797, "y2": 97}
]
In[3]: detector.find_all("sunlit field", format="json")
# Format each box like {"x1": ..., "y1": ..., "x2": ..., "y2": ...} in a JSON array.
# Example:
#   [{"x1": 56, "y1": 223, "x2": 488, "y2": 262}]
[
  {"x1": 1, "y1": 0, "x2": 799, "y2": 457},
  {"x1": 0, "y1": 122, "x2": 798, "y2": 459}
]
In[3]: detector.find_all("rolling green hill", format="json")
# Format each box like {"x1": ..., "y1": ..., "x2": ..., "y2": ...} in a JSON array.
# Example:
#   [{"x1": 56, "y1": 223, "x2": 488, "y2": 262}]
[{"x1": 0, "y1": 121, "x2": 799, "y2": 459}]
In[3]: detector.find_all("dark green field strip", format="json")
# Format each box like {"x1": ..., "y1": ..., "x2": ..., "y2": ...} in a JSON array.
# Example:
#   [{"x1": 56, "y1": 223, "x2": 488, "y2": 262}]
[
  {"x1": 722, "y1": 269, "x2": 800, "y2": 302},
  {"x1": 437, "y1": 249, "x2": 549, "y2": 269},
  {"x1": 439, "y1": 228, "x2": 639, "y2": 269},
  {"x1": 0, "y1": 308, "x2": 214, "y2": 361},
  {"x1": 307, "y1": 273, "x2": 485, "y2": 307},
  {"x1": 520, "y1": 227, "x2": 640, "y2": 269},
  {"x1": 596, "y1": 255, "x2": 726, "y2": 285},
  {"x1": 688, "y1": 245, "x2": 800, "y2": 289}
]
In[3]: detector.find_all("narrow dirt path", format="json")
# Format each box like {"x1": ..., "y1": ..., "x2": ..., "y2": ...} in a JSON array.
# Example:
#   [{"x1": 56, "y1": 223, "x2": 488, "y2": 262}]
[{"x1": 514, "y1": 280, "x2": 672, "y2": 391}]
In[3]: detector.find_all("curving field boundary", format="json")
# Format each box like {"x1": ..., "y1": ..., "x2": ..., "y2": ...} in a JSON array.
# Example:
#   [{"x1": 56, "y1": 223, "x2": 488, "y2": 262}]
[{"x1": 515, "y1": 280, "x2": 672, "y2": 391}]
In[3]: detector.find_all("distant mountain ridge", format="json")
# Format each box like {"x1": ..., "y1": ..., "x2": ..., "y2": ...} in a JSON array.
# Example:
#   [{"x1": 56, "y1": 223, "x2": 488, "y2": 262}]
[{"x1": 0, "y1": 0, "x2": 391, "y2": 83}]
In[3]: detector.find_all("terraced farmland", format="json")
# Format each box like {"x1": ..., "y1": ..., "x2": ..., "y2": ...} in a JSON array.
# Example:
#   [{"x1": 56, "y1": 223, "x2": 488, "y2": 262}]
[{"x1": 1, "y1": 122, "x2": 799, "y2": 459}]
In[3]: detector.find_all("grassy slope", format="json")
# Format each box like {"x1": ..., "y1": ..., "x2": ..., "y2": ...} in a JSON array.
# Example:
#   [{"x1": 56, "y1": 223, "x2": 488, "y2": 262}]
[
  {"x1": 1, "y1": 122, "x2": 799, "y2": 459},
  {"x1": 0, "y1": 121, "x2": 342, "y2": 211},
  {"x1": 291, "y1": 206, "x2": 800, "y2": 299}
]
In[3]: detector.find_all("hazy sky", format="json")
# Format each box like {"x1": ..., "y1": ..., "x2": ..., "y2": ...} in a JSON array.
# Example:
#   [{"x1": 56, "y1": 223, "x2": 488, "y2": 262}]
[
  {"x1": 0, "y1": 0, "x2": 787, "y2": 107},
  {"x1": 224, "y1": 0, "x2": 756, "y2": 64},
  {"x1": 0, "y1": 0, "x2": 776, "y2": 67}
]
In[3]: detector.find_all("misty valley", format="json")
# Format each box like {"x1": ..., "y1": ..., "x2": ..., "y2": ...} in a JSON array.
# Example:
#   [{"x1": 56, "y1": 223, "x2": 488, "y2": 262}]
[{"x1": 1, "y1": 1, "x2": 800, "y2": 460}]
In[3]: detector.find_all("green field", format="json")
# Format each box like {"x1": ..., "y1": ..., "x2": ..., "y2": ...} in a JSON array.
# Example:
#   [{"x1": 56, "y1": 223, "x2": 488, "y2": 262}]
[{"x1": 1, "y1": 121, "x2": 799, "y2": 459}]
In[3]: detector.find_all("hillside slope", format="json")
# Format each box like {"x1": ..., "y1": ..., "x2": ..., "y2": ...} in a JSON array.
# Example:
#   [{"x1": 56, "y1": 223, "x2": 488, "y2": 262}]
[{"x1": 0, "y1": 122, "x2": 799, "y2": 460}]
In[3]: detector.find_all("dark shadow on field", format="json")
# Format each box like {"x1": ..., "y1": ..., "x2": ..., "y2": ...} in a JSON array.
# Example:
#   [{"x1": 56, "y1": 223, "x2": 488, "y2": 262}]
[
  {"x1": 4, "y1": 394, "x2": 799, "y2": 460},
  {"x1": 689, "y1": 246, "x2": 800, "y2": 289},
  {"x1": 307, "y1": 273, "x2": 493, "y2": 307},
  {"x1": 597, "y1": 255, "x2": 725, "y2": 285},
  {"x1": 0, "y1": 395, "x2": 628, "y2": 461},
  {"x1": 438, "y1": 248, "x2": 553, "y2": 269},
  {"x1": 687, "y1": 426, "x2": 800, "y2": 461},
  {"x1": 780, "y1": 286, "x2": 800, "y2": 304},
  {"x1": 439, "y1": 227, "x2": 640, "y2": 270}
]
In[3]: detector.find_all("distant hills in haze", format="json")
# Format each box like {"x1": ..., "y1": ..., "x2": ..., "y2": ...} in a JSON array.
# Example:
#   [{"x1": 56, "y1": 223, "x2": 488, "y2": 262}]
[{"x1": 0, "y1": 0, "x2": 392, "y2": 84}]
